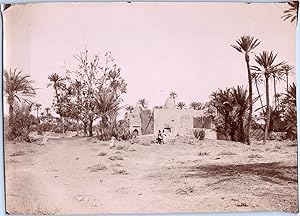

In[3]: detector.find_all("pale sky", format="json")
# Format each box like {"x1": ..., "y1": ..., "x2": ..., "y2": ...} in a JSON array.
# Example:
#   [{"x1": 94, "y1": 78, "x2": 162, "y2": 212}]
[{"x1": 3, "y1": 2, "x2": 296, "y2": 116}]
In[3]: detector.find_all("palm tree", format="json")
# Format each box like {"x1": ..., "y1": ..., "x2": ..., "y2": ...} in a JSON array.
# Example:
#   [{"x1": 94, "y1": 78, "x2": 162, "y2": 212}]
[
  {"x1": 35, "y1": 103, "x2": 42, "y2": 120},
  {"x1": 47, "y1": 73, "x2": 65, "y2": 133},
  {"x1": 138, "y1": 98, "x2": 149, "y2": 109},
  {"x1": 281, "y1": 64, "x2": 294, "y2": 93},
  {"x1": 177, "y1": 102, "x2": 186, "y2": 110},
  {"x1": 190, "y1": 101, "x2": 199, "y2": 110},
  {"x1": 231, "y1": 35, "x2": 260, "y2": 145},
  {"x1": 47, "y1": 73, "x2": 64, "y2": 102},
  {"x1": 4, "y1": 68, "x2": 36, "y2": 133},
  {"x1": 271, "y1": 67, "x2": 284, "y2": 109},
  {"x1": 125, "y1": 105, "x2": 134, "y2": 113},
  {"x1": 252, "y1": 51, "x2": 285, "y2": 144},
  {"x1": 281, "y1": 1, "x2": 299, "y2": 23},
  {"x1": 169, "y1": 92, "x2": 178, "y2": 105},
  {"x1": 45, "y1": 107, "x2": 51, "y2": 121}
]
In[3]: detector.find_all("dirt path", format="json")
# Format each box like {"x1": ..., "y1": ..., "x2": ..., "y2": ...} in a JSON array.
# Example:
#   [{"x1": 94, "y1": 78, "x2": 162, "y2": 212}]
[{"x1": 5, "y1": 136, "x2": 298, "y2": 214}]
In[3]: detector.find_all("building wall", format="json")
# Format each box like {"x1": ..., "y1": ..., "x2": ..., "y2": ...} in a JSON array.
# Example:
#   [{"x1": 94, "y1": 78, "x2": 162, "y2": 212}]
[
  {"x1": 153, "y1": 109, "x2": 205, "y2": 136},
  {"x1": 128, "y1": 112, "x2": 141, "y2": 135},
  {"x1": 141, "y1": 110, "x2": 154, "y2": 134}
]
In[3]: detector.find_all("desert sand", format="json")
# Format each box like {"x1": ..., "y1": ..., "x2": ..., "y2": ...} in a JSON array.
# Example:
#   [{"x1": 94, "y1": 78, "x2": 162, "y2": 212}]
[{"x1": 5, "y1": 134, "x2": 298, "y2": 214}]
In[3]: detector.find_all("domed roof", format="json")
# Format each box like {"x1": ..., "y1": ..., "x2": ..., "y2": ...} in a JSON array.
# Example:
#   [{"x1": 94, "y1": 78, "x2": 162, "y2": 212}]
[{"x1": 163, "y1": 97, "x2": 176, "y2": 109}]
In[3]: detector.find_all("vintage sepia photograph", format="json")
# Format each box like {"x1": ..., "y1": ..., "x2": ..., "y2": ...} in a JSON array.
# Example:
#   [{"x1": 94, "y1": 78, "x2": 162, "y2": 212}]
[{"x1": 3, "y1": 1, "x2": 298, "y2": 214}]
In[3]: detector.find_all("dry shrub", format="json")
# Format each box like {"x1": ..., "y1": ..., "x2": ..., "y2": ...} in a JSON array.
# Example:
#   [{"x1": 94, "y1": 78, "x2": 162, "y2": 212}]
[
  {"x1": 248, "y1": 153, "x2": 262, "y2": 159},
  {"x1": 198, "y1": 151, "x2": 209, "y2": 156},
  {"x1": 217, "y1": 151, "x2": 236, "y2": 156},
  {"x1": 108, "y1": 155, "x2": 123, "y2": 161},
  {"x1": 10, "y1": 150, "x2": 26, "y2": 157},
  {"x1": 87, "y1": 164, "x2": 107, "y2": 172},
  {"x1": 176, "y1": 186, "x2": 195, "y2": 195},
  {"x1": 112, "y1": 168, "x2": 128, "y2": 175},
  {"x1": 97, "y1": 152, "x2": 107, "y2": 156},
  {"x1": 7, "y1": 159, "x2": 20, "y2": 164},
  {"x1": 113, "y1": 163, "x2": 123, "y2": 167}
]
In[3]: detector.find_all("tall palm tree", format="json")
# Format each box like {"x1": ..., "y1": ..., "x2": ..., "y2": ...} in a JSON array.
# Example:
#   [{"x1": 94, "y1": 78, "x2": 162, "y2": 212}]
[
  {"x1": 252, "y1": 51, "x2": 285, "y2": 144},
  {"x1": 138, "y1": 98, "x2": 149, "y2": 109},
  {"x1": 169, "y1": 92, "x2": 178, "y2": 105},
  {"x1": 177, "y1": 102, "x2": 186, "y2": 110},
  {"x1": 125, "y1": 105, "x2": 134, "y2": 113},
  {"x1": 271, "y1": 67, "x2": 284, "y2": 109},
  {"x1": 4, "y1": 68, "x2": 36, "y2": 131},
  {"x1": 281, "y1": 64, "x2": 294, "y2": 93},
  {"x1": 231, "y1": 35, "x2": 260, "y2": 145},
  {"x1": 281, "y1": 1, "x2": 299, "y2": 23}
]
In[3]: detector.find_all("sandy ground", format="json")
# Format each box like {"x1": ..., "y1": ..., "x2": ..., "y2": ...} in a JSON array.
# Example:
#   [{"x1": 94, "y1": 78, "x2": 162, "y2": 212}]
[{"x1": 5, "y1": 134, "x2": 298, "y2": 214}]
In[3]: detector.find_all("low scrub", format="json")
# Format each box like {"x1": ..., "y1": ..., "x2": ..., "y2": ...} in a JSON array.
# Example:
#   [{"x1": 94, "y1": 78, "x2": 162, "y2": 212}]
[
  {"x1": 112, "y1": 168, "x2": 128, "y2": 175},
  {"x1": 10, "y1": 150, "x2": 26, "y2": 157},
  {"x1": 198, "y1": 151, "x2": 209, "y2": 156},
  {"x1": 217, "y1": 151, "x2": 236, "y2": 156},
  {"x1": 248, "y1": 153, "x2": 262, "y2": 159},
  {"x1": 108, "y1": 155, "x2": 124, "y2": 161},
  {"x1": 87, "y1": 164, "x2": 107, "y2": 172}
]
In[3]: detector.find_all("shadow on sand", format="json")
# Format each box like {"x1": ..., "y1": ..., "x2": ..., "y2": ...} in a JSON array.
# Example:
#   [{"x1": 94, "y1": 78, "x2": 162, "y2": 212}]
[{"x1": 183, "y1": 162, "x2": 297, "y2": 185}]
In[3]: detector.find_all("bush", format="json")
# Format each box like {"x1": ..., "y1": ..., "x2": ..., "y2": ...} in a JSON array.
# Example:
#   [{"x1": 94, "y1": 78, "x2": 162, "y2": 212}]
[
  {"x1": 97, "y1": 119, "x2": 131, "y2": 141},
  {"x1": 193, "y1": 129, "x2": 205, "y2": 140},
  {"x1": 6, "y1": 102, "x2": 37, "y2": 142}
]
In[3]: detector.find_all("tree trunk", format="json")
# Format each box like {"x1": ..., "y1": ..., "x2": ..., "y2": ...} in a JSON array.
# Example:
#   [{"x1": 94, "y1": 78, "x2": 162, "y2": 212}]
[
  {"x1": 255, "y1": 77, "x2": 265, "y2": 113},
  {"x1": 245, "y1": 54, "x2": 252, "y2": 145},
  {"x1": 88, "y1": 115, "x2": 93, "y2": 137},
  {"x1": 8, "y1": 104, "x2": 14, "y2": 139},
  {"x1": 264, "y1": 77, "x2": 271, "y2": 144},
  {"x1": 76, "y1": 118, "x2": 79, "y2": 136},
  {"x1": 62, "y1": 117, "x2": 65, "y2": 135},
  {"x1": 286, "y1": 73, "x2": 289, "y2": 93},
  {"x1": 273, "y1": 77, "x2": 277, "y2": 109},
  {"x1": 239, "y1": 114, "x2": 245, "y2": 143},
  {"x1": 83, "y1": 121, "x2": 87, "y2": 136}
]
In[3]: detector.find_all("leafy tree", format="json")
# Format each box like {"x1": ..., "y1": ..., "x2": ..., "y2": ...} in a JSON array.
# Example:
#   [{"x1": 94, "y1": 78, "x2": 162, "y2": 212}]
[
  {"x1": 63, "y1": 49, "x2": 127, "y2": 138},
  {"x1": 177, "y1": 101, "x2": 186, "y2": 110},
  {"x1": 252, "y1": 51, "x2": 285, "y2": 144},
  {"x1": 231, "y1": 35, "x2": 260, "y2": 145},
  {"x1": 4, "y1": 68, "x2": 36, "y2": 139}
]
